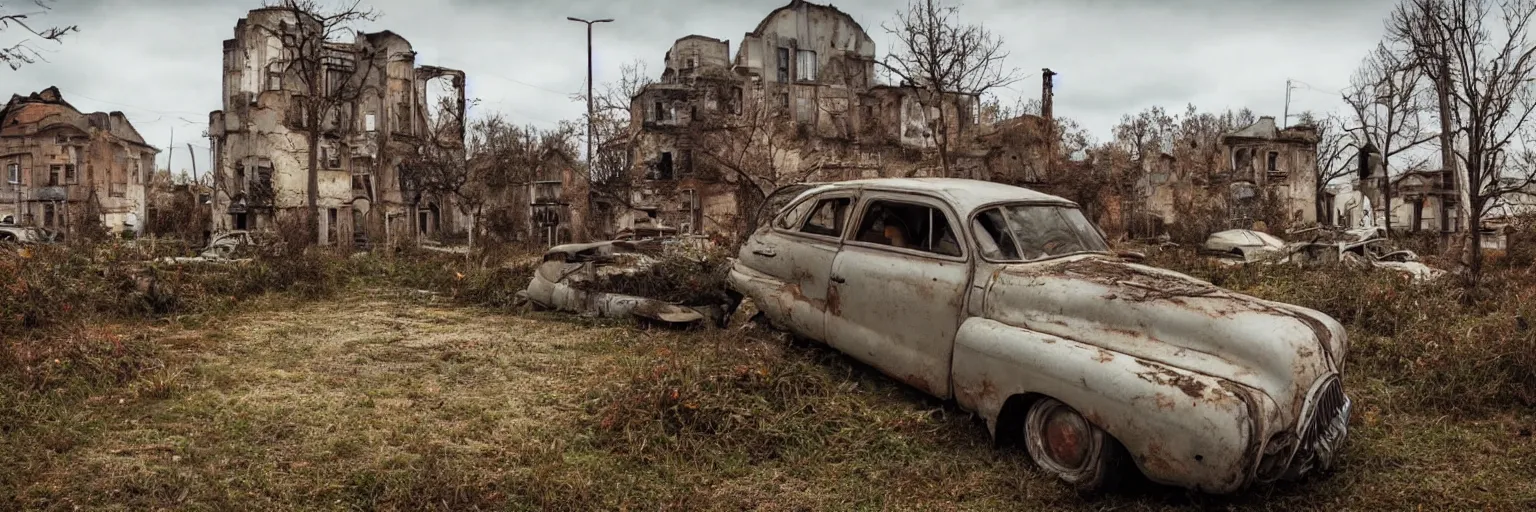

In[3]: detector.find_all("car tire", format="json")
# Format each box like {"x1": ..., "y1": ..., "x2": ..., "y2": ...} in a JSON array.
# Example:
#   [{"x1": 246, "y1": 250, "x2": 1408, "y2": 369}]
[{"x1": 1023, "y1": 397, "x2": 1127, "y2": 495}]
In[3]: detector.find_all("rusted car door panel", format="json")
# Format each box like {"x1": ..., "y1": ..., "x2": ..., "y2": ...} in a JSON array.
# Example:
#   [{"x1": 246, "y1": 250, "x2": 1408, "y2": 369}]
[
  {"x1": 826, "y1": 245, "x2": 967, "y2": 397},
  {"x1": 735, "y1": 193, "x2": 854, "y2": 341},
  {"x1": 952, "y1": 317, "x2": 1258, "y2": 493}
]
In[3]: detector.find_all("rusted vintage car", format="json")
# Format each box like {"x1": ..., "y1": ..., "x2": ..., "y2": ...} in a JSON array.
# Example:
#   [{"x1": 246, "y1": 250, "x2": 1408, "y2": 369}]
[{"x1": 726, "y1": 178, "x2": 1351, "y2": 494}]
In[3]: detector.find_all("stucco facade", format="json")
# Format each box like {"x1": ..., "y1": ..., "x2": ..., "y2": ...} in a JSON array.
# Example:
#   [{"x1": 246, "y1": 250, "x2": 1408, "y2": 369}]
[
  {"x1": 208, "y1": 7, "x2": 465, "y2": 246},
  {"x1": 0, "y1": 87, "x2": 158, "y2": 235},
  {"x1": 1141, "y1": 116, "x2": 1321, "y2": 232},
  {"x1": 607, "y1": 0, "x2": 1038, "y2": 240}
]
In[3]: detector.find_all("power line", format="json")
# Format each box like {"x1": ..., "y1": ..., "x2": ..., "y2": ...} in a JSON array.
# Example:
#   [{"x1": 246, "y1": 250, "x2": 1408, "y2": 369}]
[
  {"x1": 437, "y1": 56, "x2": 575, "y2": 96},
  {"x1": 54, "y1": 88, "x2": 209, "y2": 117}
]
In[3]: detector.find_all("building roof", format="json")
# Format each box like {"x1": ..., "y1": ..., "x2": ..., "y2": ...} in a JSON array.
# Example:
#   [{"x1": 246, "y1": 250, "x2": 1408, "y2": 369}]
[
  {"x1": 750, "y1": 0, "x2": 870, "y2": 40},
  {"x1": 798, "y1": 177, "x2": 1076, "y2": 214},
  {"x1": 1223, "y1": 116, "x2": 1319, "y2": 144}
]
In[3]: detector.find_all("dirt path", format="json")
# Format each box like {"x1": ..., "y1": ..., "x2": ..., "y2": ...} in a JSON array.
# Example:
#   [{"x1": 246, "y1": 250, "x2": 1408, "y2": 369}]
[{"x1": 7, "y1": 291, "x2": 1535, "y2": 511}]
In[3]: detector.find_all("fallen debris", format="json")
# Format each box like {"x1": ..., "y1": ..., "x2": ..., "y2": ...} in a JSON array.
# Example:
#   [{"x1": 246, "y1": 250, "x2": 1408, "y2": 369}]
[{"x1": 522, "y1": 239, "x2": 730, "y2": 327}]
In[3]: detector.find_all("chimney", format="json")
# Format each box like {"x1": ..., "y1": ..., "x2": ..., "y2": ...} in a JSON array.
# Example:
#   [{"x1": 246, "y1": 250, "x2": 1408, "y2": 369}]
[{"x1": 1041, "y1": 68, "x2": 1055, "y2": 123}]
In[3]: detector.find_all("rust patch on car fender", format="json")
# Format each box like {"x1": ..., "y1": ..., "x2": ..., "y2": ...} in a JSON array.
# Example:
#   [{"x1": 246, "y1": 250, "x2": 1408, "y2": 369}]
[
  {"x1": 1155, "y1": 393, "x2": 1176, "y2": 410},
  {"x1": 826, "y1": 285, "x2": 842, "y2": 316},
  {"x1": 1141, "y1": 440, "x2": 1178, "y2": 475},
  {"x1": 904, "y1": 374, "x2": 931, "y2": 393},
  {"x1": 1134, "y1": 358, "x2": 1207, "y2": 399},
  {"x1": 1094, "y1": 348, "x2": 1115, "y2": 363}
]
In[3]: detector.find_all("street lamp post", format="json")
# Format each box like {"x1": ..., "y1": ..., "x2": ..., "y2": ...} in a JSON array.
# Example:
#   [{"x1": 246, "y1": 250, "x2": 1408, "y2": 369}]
[{"x1": 566, "y1": 16, "x2": 613, "y2": 174}]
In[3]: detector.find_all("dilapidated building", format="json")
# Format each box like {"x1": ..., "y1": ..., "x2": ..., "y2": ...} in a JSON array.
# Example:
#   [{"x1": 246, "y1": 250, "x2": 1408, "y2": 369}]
[
  {"x1": 1, "y1": 87, "x2": 159, "y2": 235},
  {"x1": 1140, "y1": 116, "x2": 1321, "y2": 233},
  {"x1": 600, "y1": 0, "x2": 1047, "y2": 240},
  {"x1": 208, "y1": 7, "x2": 465, "y2": 245}
]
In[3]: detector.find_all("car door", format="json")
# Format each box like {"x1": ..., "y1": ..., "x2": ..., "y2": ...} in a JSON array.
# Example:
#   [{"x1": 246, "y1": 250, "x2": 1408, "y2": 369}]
[
  {"x1": 824, "y1": 192, "x2": 971, "y2": 398},
  {"x1": 737, "y1": 190, "x2": 857, "y2": 341}
]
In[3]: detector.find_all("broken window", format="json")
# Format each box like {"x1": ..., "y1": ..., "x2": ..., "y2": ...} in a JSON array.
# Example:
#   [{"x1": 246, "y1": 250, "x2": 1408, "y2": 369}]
[
  {"x1": 685, "y1": 57, "x2": 697, "y2": 69},
  {"x1": 799, "y1": 197, "x2": 853, "y2": 238},
  {"x1": 235, "y1": 167, "x2": 247, "y2": 193},
  {"x1": 657, "y1": 152, "x2": 674, "y2": 180},
  {"x1": 972, "y1": 208, "x2": 1021, "y2": 260},
  {"x1": 234, "y1": 213, "x2": 248, "y2": 230},
  {"x1": 48, "y1": 165, "x2": 61, "y2": 186},
  {"x1": 365, "y1": 113, "x2": 377, "y2": 132},
  {"x1": 256, "y1": 166, "x2": 273, "y2": 191},
  {"x1": 779, "y1": 93, "x2": 790, "y2": 113},
  {"x1": 327, "y1": 208, "x2": 339, "y2": 245},
  {"x1": 6, "y1": 163, "x2": 18, "y2": 184},
  {"x1": 43, "y1": 203, "x2": 55, "y2": 227},
  {"x1": 777, "y1": 47, "x2": 791, "y2": 83},
  {"x1": 267, "y1": 63, "x2": 284, "y2": 91},
  {"x1": 64, "y1": 164, "x2": 76, "y2": 184},
  {"x1": 1233, "y1": 148, "x2": 1251, "y2": 171},
  {"x1": 732, "y1": 87, "x2": 743, "y2": 115},
  {"x1": 322, "y1": 145, "x2": 341, "y2": 169},
  {"x1": 1267, "y1": 151, "x2": 1281, "y2": 175},
  {"x1": 854, "y1": 200, "x2": 962, "y2": 256},
  {"x1": 796, "y1": 50, "x2": 818, "y2": 82},
  {"x1": 777, "y1": 197, "x2": 819, "y2": 230},
  {"x1": 55, "y1": 133, "x2": 67, "y2": 144}
]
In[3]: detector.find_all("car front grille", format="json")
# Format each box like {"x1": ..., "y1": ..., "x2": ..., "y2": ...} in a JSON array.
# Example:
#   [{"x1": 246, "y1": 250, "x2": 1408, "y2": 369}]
[{"x1": 1301, "y1": 376, "x2": 1347, "y2": 450}]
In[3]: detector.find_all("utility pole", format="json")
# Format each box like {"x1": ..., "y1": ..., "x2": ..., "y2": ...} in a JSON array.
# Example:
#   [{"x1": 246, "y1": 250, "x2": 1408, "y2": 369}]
[
  {"x1": 1283, "y1": 79, "x2": 1294, "y2": 129},
  {"x1": 567, "y1": 15, "x2": 612, "y2": 243},
  {"x1": 167, "y1": 127, "x2": 175, "y2": 178}
]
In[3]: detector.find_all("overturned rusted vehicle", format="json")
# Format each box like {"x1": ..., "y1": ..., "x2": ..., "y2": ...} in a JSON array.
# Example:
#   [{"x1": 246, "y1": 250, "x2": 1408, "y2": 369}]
[
  {"x1": 523, "y1": 240, "x2": 727, "y2": 326},
  {"x1": 727, "y1": 178, "x2": 1351, "y2": 494}
]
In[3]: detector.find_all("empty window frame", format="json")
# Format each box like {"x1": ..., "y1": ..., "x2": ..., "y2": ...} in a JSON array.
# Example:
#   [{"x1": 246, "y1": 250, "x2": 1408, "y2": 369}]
[
  {"x1": 776, "y1": 47, "x2": 791, "y2": 83},
  {"x1": 798, "y1": 196, "x2": 853, "y2": 238},
  {"x1": 852, "y1": 200, "x2": 961, "y2": 256}
]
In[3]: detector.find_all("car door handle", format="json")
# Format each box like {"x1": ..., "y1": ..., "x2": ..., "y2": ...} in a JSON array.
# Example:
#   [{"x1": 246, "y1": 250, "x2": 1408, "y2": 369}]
[
  {"x1": 752, "y1": 248, "x2": 777, "y2": 257},
  {"x1": 830, "y1": 275, "x2": 846, "y2": 284}
]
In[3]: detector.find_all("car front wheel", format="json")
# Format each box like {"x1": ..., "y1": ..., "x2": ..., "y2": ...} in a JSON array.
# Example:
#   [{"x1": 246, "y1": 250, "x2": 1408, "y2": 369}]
[{"x1": 1023, "y1": 397, "x2": 1126, "y2": 494}]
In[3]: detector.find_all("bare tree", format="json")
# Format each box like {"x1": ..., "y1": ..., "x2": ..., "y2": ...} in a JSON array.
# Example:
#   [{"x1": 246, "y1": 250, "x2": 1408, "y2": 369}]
[
  {"x1": 259, "y1": 0, "x2": 381, "y2": 244},
  {"x1": 1111, "y1": 106, "x2": 1176, "y2": 234},
  {"x1": 1303, "y1": 112, "x2": 1359, "y2": 223},
  {"x1": 881, "y1": 0, "x2": 1020, "y2": 176},
  {"x1": 1343, "y1": 41, "x2": 1435, "y2": 236},
  {"x1": 1388, "y1": 0, "x2": 1536, "y2": 283},
  {"x1": 402, "y1": 98, "x2": 488, "y2": 255},
  {"x1": 579, "y1": 60, "x2": 653, "y2": 218},
  {"x1": 1, "y1": 0, "x2": 76, "y2": 70}
]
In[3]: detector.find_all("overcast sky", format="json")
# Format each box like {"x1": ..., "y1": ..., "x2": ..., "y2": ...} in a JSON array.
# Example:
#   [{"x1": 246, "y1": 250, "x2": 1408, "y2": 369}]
[{"x1": 9, "y1": 0, "x2": 1401, "y2": 173}]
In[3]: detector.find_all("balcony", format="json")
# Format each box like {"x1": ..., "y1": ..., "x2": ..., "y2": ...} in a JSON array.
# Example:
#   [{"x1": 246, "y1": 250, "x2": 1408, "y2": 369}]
[{"x1": 35, "y1": 186, "x2": 66, "y2": 201}]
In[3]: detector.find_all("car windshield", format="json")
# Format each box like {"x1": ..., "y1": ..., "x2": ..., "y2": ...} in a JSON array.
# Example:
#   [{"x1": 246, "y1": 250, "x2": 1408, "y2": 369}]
[{"x1": 971, "y1": 204, "x2": 1109, "y2": 261}]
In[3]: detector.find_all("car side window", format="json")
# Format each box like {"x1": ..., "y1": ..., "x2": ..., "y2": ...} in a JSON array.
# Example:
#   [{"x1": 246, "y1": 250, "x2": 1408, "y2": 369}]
[
  {"x1": 776, "y1": 198, "x2": 817, "y2": 230},
  {"x1": 799, "y1": 197, "x2": 853, "y2": 237},
  {"x1": 973, "y1": 208, "x2": 1021, "y2": 260},
  {"x1": 853, "y1": 200, "x2": 962, "y2": 257}
]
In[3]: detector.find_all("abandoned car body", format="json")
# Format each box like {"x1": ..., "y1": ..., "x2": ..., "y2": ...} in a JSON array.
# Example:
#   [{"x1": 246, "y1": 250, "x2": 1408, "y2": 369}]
[
  {"x1": 524, "y1": 241, "x2": 721, "y2": 326},
  {"x1": 727, "y1": 178, "x2": 1351, "y2": 494}
]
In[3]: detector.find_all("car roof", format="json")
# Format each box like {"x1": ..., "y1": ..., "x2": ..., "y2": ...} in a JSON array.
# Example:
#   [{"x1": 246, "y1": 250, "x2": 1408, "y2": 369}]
[{"x1": 794, "y1": 178, "x2": 1077, "y2": 214}]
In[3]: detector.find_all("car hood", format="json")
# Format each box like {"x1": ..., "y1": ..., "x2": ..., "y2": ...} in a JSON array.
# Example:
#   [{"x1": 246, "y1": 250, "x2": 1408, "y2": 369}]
[{"x1": 981, "y1": 255, "x2": 1344, "y2": 420}]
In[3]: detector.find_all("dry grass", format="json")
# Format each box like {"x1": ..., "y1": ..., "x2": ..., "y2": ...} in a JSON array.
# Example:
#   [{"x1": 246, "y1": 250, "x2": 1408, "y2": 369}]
[{"x1": 2, "y1": 287, "x2": 1533, "y2": 510}]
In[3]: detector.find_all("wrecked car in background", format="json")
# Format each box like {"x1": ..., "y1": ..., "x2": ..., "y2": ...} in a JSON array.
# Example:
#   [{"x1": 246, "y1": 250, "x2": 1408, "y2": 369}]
[
  {"x1": 0, "y1": 224, "x2": 61, "y2": 245},
  {"x1": 1205, "y1": 227, "x2": 1446, "y2": 281},
  {"x1": 161, "y1": 231, "x2": 254, "y2": 264},
  {"x1": 728, "y1": 178, "x2": 1351, "y2": 494},
  {"x1": 522, "y1": 240, "x2": 729, "y2": 327}
]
